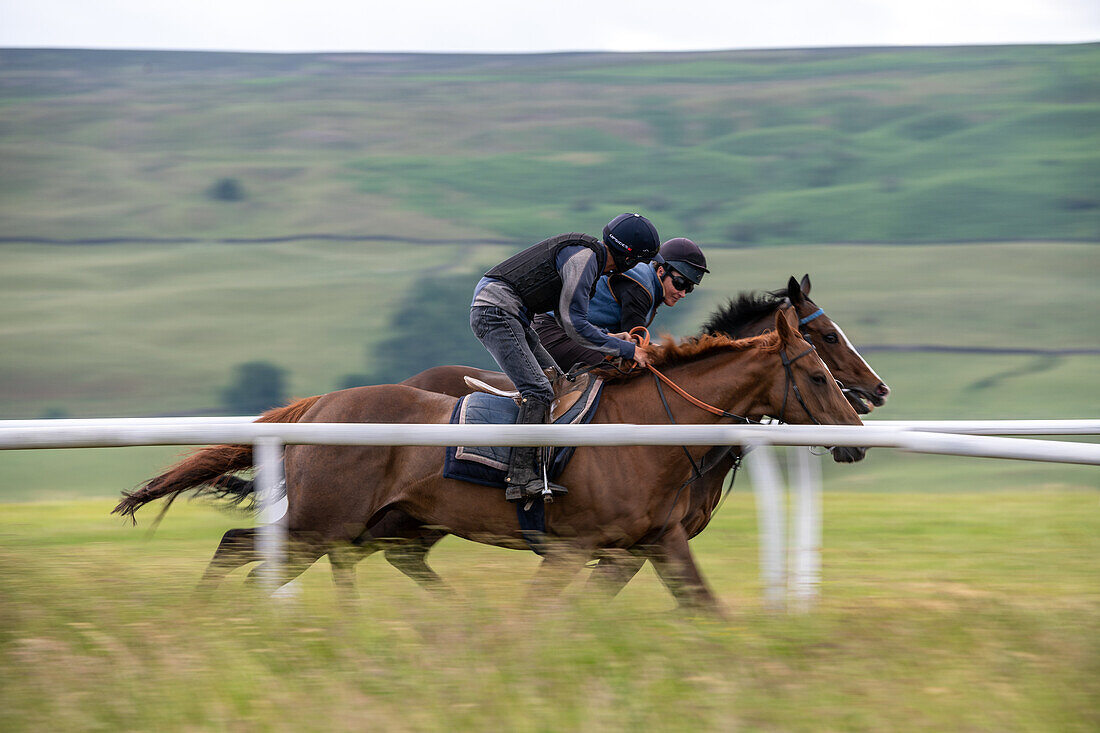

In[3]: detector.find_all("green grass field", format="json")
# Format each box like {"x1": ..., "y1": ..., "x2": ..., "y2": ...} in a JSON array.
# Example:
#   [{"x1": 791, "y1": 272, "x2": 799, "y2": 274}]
[
  {"x1": 1, "y1": 492, "x2": 1096, "y2": 731},
  {"x1": 2, "y1": 240, "x2": 1096, "y2": 420}
]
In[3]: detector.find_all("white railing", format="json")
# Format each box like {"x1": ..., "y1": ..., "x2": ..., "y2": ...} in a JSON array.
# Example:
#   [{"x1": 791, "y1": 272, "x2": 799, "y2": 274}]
[
  {"x1": 1, "y1": 419, "x2": 1097, "y2": 608},
  {"x1": 1, "y1": 422, "x2": 1099, "y2": 462}
]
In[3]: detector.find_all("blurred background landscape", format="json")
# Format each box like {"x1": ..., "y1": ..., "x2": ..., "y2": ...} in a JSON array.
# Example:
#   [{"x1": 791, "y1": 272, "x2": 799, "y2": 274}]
[
  {"x1": 1, "y1": 44, "x2": 1097, "y2": 730},
  {"x1": 2, "y1": 44, "x2": 1096, "y2": 495}
]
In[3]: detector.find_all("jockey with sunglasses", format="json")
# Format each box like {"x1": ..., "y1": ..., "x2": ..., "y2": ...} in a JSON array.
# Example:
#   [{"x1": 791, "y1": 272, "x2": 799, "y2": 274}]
[
  {"x1": 533, "y1": 237, "x2": 709, "y2": 372},
  {"x1": 471, "y1": 213, "x2": 661, "y2": 502}
]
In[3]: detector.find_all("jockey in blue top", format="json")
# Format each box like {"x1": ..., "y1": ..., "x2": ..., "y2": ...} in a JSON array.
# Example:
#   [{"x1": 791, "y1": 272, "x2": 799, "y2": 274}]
[
  {"x1": 533, "y1": 237, "x2": 709, "y2": 371},
  {"x1": 470, "y1": 213, "x2": 661, "y2": 502}
]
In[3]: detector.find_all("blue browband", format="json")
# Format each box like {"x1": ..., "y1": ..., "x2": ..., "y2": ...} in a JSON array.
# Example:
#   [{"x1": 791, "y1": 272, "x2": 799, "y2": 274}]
[{"x1": 798, "y1": 307, "x2": 825, "y2": 325}]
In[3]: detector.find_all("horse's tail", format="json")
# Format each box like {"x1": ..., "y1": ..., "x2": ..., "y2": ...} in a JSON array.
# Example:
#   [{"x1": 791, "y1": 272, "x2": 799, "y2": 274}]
[{"x1": 111, "y1": 395, "x2": 324, "y2": 522}]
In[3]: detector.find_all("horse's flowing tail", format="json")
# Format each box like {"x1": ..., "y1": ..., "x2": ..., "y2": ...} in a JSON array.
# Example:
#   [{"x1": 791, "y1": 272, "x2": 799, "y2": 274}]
[{"x1": 111, "y1": 395, "x2": 323, "y2": 522}]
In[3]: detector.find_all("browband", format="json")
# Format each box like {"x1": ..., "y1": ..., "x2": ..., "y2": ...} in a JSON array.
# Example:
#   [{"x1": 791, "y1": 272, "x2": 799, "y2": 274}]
[{"x1": 798, "y1": 307, "x2": 825, "y2": 325}]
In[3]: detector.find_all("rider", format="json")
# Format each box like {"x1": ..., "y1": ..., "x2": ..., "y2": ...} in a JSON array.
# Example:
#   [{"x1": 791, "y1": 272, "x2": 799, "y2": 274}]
[
  {"x1": 470, "y1": 213, "x2": 661, "y2": 502},
  {"x1": 533, "y1": 237, "x2": 709, "y2": 371}
]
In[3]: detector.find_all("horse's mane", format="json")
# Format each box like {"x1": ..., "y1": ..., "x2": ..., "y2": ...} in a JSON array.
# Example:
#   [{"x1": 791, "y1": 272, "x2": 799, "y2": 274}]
[
  {"x1": 701, "y1": 289, "x2": 790, "y2": 337},
  {"x1": 594, "y1": 329, "x2": 782, "y2": 382}
]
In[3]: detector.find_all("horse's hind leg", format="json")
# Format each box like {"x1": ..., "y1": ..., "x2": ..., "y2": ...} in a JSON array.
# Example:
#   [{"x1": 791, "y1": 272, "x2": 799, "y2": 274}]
[
  {"x1": 328, "y1": 544, "x2": 364, "y2": 603},
  {"x1": 243, "y1": 531, "x2": 327, "y2": 594},
  {"x1": 361, "y1": 509, "x2": 451, "y2": 594},
  {"x1": 198, "y1": 527, "x2": 260, "y2": 591}
]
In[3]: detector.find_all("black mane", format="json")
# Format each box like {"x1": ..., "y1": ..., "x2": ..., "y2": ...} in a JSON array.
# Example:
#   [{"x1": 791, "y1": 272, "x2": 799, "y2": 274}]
[{"x1": 702, "y1": 289, "x2": 789, "y2": 337}]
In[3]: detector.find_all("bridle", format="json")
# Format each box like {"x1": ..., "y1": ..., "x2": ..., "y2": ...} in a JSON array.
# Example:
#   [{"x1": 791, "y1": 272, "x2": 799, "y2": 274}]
[
  {"x1": 778, "y1": 344, "x2": 821, "y2": 425},
  {"x1": 619, "y1": 326, "x2": 823, "y2": 427}
]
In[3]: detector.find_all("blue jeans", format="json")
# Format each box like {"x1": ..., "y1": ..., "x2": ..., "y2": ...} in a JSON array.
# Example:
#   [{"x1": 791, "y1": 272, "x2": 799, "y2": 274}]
[{"x1": 470, "y1": 305, "x2": 555, "y2": 404}]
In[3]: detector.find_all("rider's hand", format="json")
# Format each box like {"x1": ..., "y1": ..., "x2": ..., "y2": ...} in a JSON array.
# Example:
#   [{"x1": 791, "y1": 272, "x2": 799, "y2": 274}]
[{"x1": 632, "y1": 344, "x2": 652, "y2": 368}]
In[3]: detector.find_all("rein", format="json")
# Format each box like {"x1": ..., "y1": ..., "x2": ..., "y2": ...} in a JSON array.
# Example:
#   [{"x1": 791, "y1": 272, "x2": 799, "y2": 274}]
[
  {"x1": 626, "y1": 326, "x2": 819, "y2": 426},
  {"x1": 626, "y1": 326, "x2": 761, "y2": 542},
  {"x1": 628, "y1": 327, "x2": 755, "y2": 422}
]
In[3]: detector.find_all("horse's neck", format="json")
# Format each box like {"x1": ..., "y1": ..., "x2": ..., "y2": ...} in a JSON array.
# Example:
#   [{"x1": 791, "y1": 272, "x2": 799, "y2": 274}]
[{"x1": 605, "y1": 346, "x2": 770, "y2": 428}]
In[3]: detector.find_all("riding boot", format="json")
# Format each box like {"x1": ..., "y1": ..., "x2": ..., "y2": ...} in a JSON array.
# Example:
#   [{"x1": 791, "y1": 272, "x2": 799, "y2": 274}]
[{"x1": 504, "y1": 397, "x2": 569, "y2": 502}]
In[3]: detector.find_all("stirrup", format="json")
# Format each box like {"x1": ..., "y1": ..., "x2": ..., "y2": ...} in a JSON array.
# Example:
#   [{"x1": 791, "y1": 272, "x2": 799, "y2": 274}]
[{"x1": 526, "y1": 462, "x2": 568, "y2": 502}]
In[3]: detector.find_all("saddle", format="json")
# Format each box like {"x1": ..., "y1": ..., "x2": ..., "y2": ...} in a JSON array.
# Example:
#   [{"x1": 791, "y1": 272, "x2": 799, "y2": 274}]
[
  {"x1": 463, "y1": 369, "x2": 592, "y2": 423},
  {"x1": 442, "y1": 374, "x2": 604, "y2": 489}
]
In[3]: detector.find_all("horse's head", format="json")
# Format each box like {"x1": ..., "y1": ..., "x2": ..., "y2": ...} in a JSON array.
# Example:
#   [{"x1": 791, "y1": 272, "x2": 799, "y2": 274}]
[
  {"x1": 772, "y1": 307, "x2": 866, "y2": 463},
  {"x1": 785, "y1": 275, "x2": 890, "y2": 415}
]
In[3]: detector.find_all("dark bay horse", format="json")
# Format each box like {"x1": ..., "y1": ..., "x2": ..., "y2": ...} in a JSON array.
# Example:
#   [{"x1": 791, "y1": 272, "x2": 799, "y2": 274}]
[
  {"x1": 166, "y1": 275, "x2": 889, "y2": 600},
  {"x1": 116, "y1": 309, "x2": 864, "y2": 613}
]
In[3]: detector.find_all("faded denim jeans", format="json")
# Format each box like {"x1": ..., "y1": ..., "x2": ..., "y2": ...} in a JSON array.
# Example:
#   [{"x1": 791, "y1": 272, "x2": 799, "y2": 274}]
[{"x1": 470, "y1": 305, "x2": 557, "y2": 404}]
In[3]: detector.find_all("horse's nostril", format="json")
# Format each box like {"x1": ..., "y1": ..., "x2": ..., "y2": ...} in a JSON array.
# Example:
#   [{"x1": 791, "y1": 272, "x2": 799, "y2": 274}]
[{"x1": 876, "y1": 383, "x2": 890, "y2": 396}]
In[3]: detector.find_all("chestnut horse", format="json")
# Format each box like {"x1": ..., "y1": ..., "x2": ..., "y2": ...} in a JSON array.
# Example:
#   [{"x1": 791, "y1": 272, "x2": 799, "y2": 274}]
[
  {"x1": 148, "y1": 275, "x2": 888, "y2": 602},
  {"x1": 116, "y1": 308, "x2": 863, "y2": 612},
  {"x1": 197, "y1": 275, "x2": 887, "y2": 598}
]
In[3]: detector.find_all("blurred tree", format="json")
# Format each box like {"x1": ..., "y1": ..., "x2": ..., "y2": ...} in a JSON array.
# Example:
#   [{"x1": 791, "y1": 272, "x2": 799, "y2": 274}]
[
  {"x1": 363, "y1": 271, "x2": 497, "y2": 386},
  {"x1": 208, "y1": 177, "x2": 245, "y2": 202},
  {"x1": 221, "y1": 361, "x2": 286, "y2": 415}
]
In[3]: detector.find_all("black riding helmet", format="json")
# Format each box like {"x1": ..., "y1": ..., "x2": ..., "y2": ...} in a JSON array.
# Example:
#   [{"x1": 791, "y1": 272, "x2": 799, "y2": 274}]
[
  {"x1": 602, "y1": 213, "x2": 660, "y2": 271},
  {"x1": 657, "y1": 237, "x2": 709, "y2": 285}
]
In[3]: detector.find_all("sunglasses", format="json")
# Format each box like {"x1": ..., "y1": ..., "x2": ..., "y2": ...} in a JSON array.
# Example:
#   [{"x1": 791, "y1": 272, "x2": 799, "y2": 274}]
[{"x1": 667, "y1": 272, "x2": 694, "y2": 293}]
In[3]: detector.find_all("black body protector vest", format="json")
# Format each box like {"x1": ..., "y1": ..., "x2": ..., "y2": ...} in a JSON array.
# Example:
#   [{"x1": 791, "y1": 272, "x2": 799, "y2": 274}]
[{"x1": 484, "y1": 233, "x2": 608, "y2": 315}]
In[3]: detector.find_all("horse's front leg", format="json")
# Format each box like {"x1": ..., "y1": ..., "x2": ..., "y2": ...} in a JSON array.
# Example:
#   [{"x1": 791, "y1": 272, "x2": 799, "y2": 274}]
[
  {"x1": 526, "y1": 547, "x2": 588, "y2": 607},
  {"x1": 584, "y1": 553, "x2": 646, "y2": 598},
  {"x1": 383, "y1": 532, "x2": 453, "y2": 595},
  {"x1": 645, "y1": 524, "x2": 726, "y2": 618}
]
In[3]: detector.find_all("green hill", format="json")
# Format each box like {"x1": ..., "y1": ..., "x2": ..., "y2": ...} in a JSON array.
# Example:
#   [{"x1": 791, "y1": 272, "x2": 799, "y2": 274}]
[{"x1": 1, "y1": 44, "x2": 1097, "y2": 244}]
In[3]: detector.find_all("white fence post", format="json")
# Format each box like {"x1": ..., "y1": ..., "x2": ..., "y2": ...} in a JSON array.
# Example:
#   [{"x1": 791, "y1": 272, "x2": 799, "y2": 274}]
[
  {"x1": 254, "y1": 437, "x2": 286, "y2": 593},
  {"x1": 789, "y1": 446, "x2": 823, "y2": 611},
  {"x1": 745, "y1": 444, "x2": 787, "y2": 610}
]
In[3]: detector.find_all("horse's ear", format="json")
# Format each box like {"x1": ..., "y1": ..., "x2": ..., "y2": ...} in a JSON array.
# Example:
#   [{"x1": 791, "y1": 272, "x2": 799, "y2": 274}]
[
  {"x1": 800, "y1": 274, "x2": 812, "y2": 297},
  {"x1": 786, "y1": 276, "x2": 803, "y2": 304},
  {"x1": 774, "y1": 306, "x2": 797, "y2": 343}
]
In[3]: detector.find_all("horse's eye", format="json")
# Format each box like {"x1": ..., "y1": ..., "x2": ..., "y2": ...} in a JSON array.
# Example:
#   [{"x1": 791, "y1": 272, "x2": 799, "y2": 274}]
[
  {"x1": 824, "y1": 333, "x2": 839, "y2": 344},
  {"x1": 811, "y1": 374, "x2": 828, "y2": 385}
]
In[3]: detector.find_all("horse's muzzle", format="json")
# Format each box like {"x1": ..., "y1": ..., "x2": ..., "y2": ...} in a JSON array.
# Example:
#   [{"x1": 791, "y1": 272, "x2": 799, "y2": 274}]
[
  {"x1": 830, "y1": 446, "x2": 867, "y2": 463},
  {"x1": 843, "y1": 384, "x2": 889, "y2": 415}
]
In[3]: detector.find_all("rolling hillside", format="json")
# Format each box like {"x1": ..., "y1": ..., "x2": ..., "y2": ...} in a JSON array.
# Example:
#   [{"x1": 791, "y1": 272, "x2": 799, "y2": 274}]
[{"x1": 1, "y1": 45, "x2": 1098, "y2": 244}]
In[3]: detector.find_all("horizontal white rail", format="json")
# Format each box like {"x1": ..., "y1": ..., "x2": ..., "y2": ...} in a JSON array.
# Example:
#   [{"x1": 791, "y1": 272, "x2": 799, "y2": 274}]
[
  {"x1": 864, "y1": 419, "x2": 1100, "y2": 435},
  {"x1": 0, "y1": 422, "x2": 1097, "y2": 465},
  {"x1": 0, "y1": 417, "x2": 257, "y2": 428},
  {"x1": 5, "y1": 417, "x2": 1097, "y2": 434}
]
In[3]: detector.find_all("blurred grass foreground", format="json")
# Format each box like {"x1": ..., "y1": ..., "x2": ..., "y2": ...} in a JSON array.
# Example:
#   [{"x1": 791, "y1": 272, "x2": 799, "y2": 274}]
[{"x1": 1, "y1": 491, "x2": 1097, "y2": 731}]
